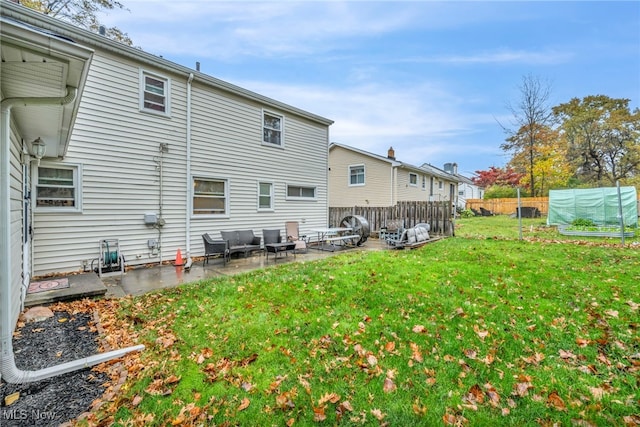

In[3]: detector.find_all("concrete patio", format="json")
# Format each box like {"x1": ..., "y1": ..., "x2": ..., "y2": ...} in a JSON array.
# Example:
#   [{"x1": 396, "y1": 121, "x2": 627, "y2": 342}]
[{"x1": 24, "y1": 239, "x2": 387, "y2": 305}]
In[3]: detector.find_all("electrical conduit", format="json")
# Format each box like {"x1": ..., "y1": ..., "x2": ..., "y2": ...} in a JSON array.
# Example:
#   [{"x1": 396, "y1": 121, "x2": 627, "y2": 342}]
[{"x1": 1, "y1": 87, "x2": 143, "y2": 384}]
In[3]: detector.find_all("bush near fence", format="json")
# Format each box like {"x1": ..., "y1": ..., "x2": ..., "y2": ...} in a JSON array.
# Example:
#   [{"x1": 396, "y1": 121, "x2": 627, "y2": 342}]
[
  {"x1": 329, "y1": 201, "x2": 454, "y2": 236},
  {"x1": 466, "y1": 197, "x2": 549, "y2": 216}
]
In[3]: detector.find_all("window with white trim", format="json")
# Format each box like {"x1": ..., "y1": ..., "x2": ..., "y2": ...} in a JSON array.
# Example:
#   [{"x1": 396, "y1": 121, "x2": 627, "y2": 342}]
[
  {"x1": 409, "y1": 173, "x2": 418, "y2": 186},
  {"x1": 258, "y1": 182, "x2": 273, "y2": 210},
  {"x1": 193, "y1": 178, "x2": 227, "y2": 216},
  {"x1": 36, "y1": 165, "x2": 81, "y2": 211},
  {"x1": 438, "y1": 181, "x2": 443, "y2": 190},
  {"x1": 286, "y1": 185, "x2": 316, "y2": 199},
  {"x1": 349, "y1": 165, "x2": 365, "y2": 186},
  {"x1": 263, "y1": 111, "x2": 283, "y2": 146},
  {"x1": 422, "y1": 176, "x2": 426, "y2": 189},
  {"x1": 140, "y1": 70, "x2": 170, "y2": 115}
]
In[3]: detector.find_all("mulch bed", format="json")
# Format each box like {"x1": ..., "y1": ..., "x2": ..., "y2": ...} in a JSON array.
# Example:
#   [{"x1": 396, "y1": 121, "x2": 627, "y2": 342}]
[{"x1": 0, "y1": 310, "x2": 108, "y2": 426}]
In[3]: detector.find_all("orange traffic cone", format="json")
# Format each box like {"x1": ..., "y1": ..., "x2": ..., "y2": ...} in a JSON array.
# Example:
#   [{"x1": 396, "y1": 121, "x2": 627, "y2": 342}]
[{"x1": 174, "y1": 248, "x2": 184, "y2": 266}]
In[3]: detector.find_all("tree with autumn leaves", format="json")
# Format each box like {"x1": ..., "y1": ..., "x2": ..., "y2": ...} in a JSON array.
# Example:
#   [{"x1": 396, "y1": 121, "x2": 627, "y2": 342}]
[
  {"x1": 479, "y1": 75, "x2": 639, "y2": 197},
  {"x1": 21, "y1": 0, "x2": 133, "y2": 45}
]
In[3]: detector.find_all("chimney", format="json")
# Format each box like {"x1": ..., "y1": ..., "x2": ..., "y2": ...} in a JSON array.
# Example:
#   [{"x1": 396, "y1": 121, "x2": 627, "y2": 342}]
[
  {"x1": 387, "y1": 146, "x2": 395, "y2": 160},
  {"x1": 196, "y1": 61, "x2": 201, "y2": 72},
  {"x1": 453, "y1": 162, "x2": 458, "y2": 174}
]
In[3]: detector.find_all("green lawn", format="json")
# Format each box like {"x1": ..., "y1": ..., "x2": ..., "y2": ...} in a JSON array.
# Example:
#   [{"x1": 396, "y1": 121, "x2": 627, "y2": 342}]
[{"x1": 91, "y1": 218, "x2": 639, "y2": 426}]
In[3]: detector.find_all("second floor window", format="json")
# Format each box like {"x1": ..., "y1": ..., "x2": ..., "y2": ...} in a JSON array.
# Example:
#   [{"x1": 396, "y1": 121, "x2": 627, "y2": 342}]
[
  {"x1": 140, "y1": 70, "x2": 170, "y2": 115},
  {"x1": 263, "y1": 111, "x2": 283, "y2": 146},
  {"x1": 349, "y1": 165, "x2": 365, "y2": 185},
  {"x1": 409, "y1": 173, "x2": 418, "y2": 186}
]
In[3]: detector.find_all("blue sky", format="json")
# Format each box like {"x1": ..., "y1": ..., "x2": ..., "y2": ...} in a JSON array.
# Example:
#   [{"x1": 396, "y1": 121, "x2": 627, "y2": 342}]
[{"x1": 97, "y1": 1, "x2": 639, "y2": 177}]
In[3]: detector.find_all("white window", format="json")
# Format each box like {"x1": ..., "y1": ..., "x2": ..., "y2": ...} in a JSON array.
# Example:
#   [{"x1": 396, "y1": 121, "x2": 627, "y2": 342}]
[
  {"x1": 140, "y1": 70, "x2": 170, "y2": 115},
  {"x1": 409, "y1": 173, "x2": 418, "y2": 186},
  {"x1": 349, "y1": 165, "x2": 365, "y2": 186},
  {"x1": 258, "y1": 182, "x2": 274, "y2": 210},
  {"x1": 286, "y1": 185, "x2": 316, "y2": 200},
  {"x1": 36, "y1": 164, "x2": 81, "y2": 212},
  {"x1": 193, "y1": 178, "x2": 227, "y2": 216},
  {"x1": 422, "y1": 176, "x2": 426, "y2": 190},
  {"x1": 263, "y1": 111, "x2": 283, "y2": 146},
  {"x1": 438, "y1": 181, "x2": 443, "y2": 190}
]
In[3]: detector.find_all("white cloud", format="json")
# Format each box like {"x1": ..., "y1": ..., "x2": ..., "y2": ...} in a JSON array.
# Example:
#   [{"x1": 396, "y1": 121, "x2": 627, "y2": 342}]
[{"x1": 232, "y1": 77, "x2": 504, "y2": 169}]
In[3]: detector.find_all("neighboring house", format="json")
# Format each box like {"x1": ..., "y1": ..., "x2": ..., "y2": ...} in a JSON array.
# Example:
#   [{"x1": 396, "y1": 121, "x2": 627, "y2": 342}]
[
  {"x1": 329, "y1": 142, "x2": 458, "y2": 206},
  {"x1": 1, "y1": 1, "x2": 332, "y2": 340},
  {"x1": 440, "y1": 163, "x2": 484, "y2": 210}
]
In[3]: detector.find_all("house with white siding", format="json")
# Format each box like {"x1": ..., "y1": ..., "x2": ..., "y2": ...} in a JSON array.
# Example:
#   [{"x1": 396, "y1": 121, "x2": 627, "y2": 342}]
[
  {"x1": 1, "y1": 0, "x2": 332, "y2": 353},
  {"x1": 329, "y1": 142, "x2": 458, "y2": 207}
]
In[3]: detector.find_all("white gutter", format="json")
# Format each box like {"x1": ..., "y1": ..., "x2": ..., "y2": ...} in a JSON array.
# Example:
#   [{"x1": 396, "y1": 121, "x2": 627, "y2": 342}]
[
  {"x1": 1, "y1": 88, "x2": 144, "y2": 384},
  {"x1": 184, "y1": 73, "x2": 194, "y2": 270}
]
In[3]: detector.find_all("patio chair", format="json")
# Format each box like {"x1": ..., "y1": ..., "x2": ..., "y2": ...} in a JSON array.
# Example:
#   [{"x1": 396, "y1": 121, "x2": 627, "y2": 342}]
[
  {"x1": 263, "y1": 229, "x2": 296, "y2": 261},
  {"x1": 285, "y1": 221, "x2": 307, "y2": 252},
  {"x1": 202, "y1": 233, "x2": 229, "y2": 266}
]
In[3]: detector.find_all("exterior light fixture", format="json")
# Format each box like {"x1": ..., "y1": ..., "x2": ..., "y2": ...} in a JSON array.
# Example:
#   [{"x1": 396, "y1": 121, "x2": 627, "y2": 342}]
[{"x1": 31, "y1": 137, "x2": 46, "y2": 160}]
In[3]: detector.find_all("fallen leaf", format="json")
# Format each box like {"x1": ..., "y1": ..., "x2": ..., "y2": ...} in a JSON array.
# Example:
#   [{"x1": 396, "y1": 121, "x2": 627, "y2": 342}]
[
  {"x1": 5, "y1": 392, "x2": 19, "y2": 406},
  {"x1": 371, "y1": 408, "x2": 386, "y2": 420},
  {"x1": 588, "y1": 386, "x2": 605, "y2": 401},
  {"x1": 410, "y1": 342, "x2": 423, "y2": 362},
  {"x1": 238, "y1": 397, "x2": 250, "y2": 411},
  {"x1": 463, "y1": 349, "x2": 477, "y2": 360},
  {"x1": 132, "y1": 395, "x2": 143, "y2": 406},
  {"x1": 547, "y1": 391, "x2": 566, "y2": 411},
  {"x1": 604, "y1": 309, "x2": 619, "y2": 318},
  {"x1": 473, "y1": 325, "x2": 489, "y2": 341},
  {"x1": 412, "y1": 325, "x2": 426, "y2": 333},
  {"x1": 383, "y1": 377, "x2": 396, "y2": 393},
  {"x1": 367, "y1": 354, "x2": 378, "y2": 366},
  {"x1": 559, "y1": 349, "x2": 577, "y2": 360},
  {"x1": 313, "y1": 405, "x2": 326, "y2": 422}
]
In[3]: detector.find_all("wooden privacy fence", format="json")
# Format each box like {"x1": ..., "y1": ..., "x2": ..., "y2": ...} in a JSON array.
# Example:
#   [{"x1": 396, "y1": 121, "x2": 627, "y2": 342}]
[
  {"x1": 466, "y1": 197, "x2": 549, "y2": 215},
  {"x1": 329, "y1": 201, "x2": 454, "y2": 236}
]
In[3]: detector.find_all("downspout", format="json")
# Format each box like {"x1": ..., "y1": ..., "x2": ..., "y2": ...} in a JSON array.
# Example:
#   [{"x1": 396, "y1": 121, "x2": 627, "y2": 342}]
[
  {"x1": 184, "y1": 73, "x2": 194, "y2": 270},
  {"x1": 1, "y1": 88, "x2": 144, "y2": 384}
]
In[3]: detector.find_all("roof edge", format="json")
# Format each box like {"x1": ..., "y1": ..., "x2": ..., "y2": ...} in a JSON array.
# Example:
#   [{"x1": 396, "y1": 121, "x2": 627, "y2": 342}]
[{"x1": 0, "y1": 0, "x2": 334, "y2": 126}]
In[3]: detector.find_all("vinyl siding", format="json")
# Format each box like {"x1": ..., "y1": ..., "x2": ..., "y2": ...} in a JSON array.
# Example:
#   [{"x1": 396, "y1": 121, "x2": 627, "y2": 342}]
[
  {"x1": 31, "y1": 51, "x2": 330, "y2": 275},
  {"x1": 396, "y1": 168, "x2": 429, "y2": 202},
  {"x1": 328, "y1": 146, "x2": 393, "y2": 206},
  {"x1": 8, "y1": 123, "x2": 24, "y2": 327}
]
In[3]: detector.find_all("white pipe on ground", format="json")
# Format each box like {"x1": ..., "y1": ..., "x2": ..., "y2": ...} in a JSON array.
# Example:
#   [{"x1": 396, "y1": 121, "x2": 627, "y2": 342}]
[{"x1": 1, "y1": 88, "x2": 144, "y2": 384}]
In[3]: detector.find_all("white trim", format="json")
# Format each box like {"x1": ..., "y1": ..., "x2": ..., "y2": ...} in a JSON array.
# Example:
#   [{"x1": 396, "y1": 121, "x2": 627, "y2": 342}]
[
  {"x1": 257, "y1": 180, "x2": 275, "y2": 211},
  {"x1": 191, "y1": 176, "x2": 229, "y2": 219},
  {"x1": 139, "y1": 69, "x2": 171, "y2": 117},
  {"x1": 348, "y1": 163, "x2": 365, "y2": 187},
  {"x1": 34, "y1": 162, "x2": 82, "y2": 213},
  {"x1": 262, "y1": 109, "x2": 284, "y2": 148}
]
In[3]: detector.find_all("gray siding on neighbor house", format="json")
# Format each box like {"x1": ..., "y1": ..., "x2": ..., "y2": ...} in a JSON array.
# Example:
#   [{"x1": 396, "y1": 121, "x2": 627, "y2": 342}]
[{"x1": 31, "y1": 51, "x2": 331, "y2": 275}]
